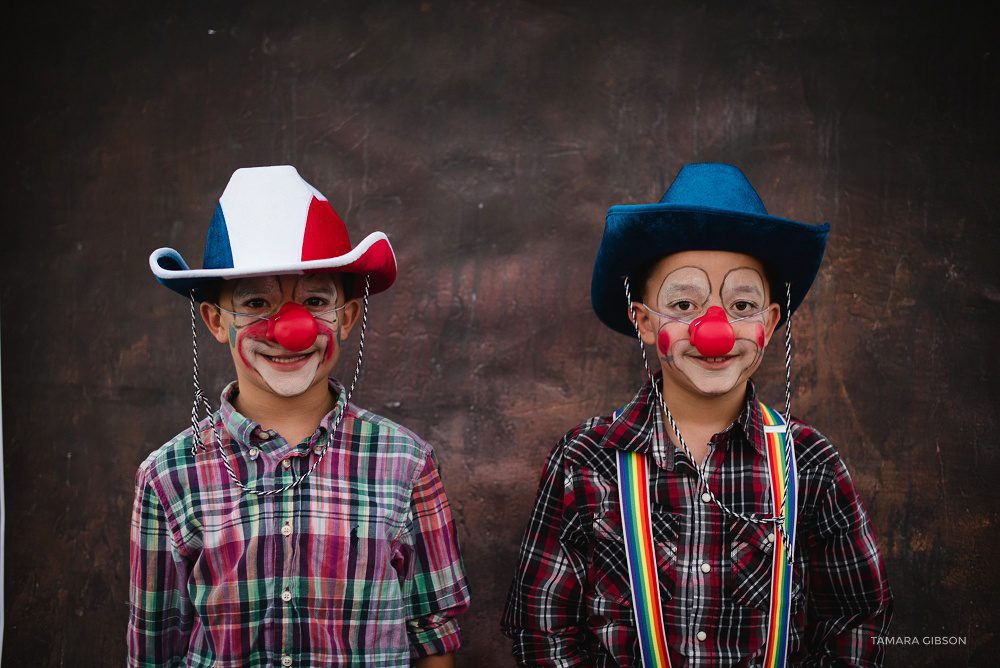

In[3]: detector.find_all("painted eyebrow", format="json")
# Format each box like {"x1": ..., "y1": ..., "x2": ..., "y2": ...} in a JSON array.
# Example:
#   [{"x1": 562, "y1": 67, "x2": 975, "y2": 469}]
[
  {"x1": 295, "y1": 280, "x2": 339, "y2": 297},
  {"x1": 662, "y1": 281, "x2": 709, "y2": 294},
  {"x1": 721, "y1": 267, "x2": 766, "y2": 298},
  {"x1": 726, "y1": 284, "x2": 764, "y2": 296},
  {"x1": 231, "y1": 278, "x2": 280, "y2": 300},
  {"x1": 659, "y1": 265, "x2": 711, "y2": 297},
  {"x1": 297, "y1": 286, "x2": 337, "y2": 295}
]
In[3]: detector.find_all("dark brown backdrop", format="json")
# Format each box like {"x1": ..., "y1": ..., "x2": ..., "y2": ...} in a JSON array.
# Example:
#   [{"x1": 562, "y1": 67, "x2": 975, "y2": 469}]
[{"x1": 4, "y1": 1, "x2": 998, "y2": 665}]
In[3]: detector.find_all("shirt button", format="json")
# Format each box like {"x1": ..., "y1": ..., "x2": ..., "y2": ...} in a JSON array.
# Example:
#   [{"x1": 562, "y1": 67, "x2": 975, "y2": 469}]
[
  {"x1": 281, "y1": 524, "x2": 292, "y2": 537},
  {"x1": 697, "y1": 630, "x2": 707, "y2": 642},
  {"x1": 282, "y1": 459, "x2": 292, "y2": 469},
  {"x1": 701, "y1": 492, "x2": 712, "y2": 503},
  {"x1": 281, "y1": 590, "x2": 292, "y2": 603},
  {"x1": 700, "y1": 563, "x2": 711, "y2": 573},
  {"x1": 260, "y1": 430, "x2": 271, "y2": 439},
  {"x1": 313, "y1": 445, "x2": 324, "y2": 456},
  {"x1": 767, "y1": 532, "x2": 776, "y2": 543},
  {"x1": 281, "y1": 656, "x2": 292, "y2": 667},
  {"x1": 248, "y1": 447, "x2": 260, "y2": 458}
]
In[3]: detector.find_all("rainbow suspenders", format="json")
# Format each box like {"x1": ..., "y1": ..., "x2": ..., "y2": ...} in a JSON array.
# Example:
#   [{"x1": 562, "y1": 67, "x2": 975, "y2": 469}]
[{"x1": 615, "y1": 401, "x2": 798, "y2": 667}]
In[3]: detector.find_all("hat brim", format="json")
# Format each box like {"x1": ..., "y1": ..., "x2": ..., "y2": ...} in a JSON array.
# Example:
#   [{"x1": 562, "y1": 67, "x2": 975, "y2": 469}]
[
  {"x1": 591, "y1": 203, "x2": 829, "y2": 335},
  {"x1": 150, "y1": 231, "x2": 397, "y2": 301}
]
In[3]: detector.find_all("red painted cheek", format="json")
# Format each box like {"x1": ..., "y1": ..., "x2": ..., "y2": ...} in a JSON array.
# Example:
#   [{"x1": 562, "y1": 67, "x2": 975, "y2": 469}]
[
  {"x1": 755, "y1": 324, "x2": 766, "y2": 349},
  {"x1": 657, "y1": 329, "x2": 671, "y2": 356},
  {"x1": 317, "y1": 322, "x2": 338, "y2": 363},
  {"x1": 235, "y1": 320, "x2": 269, "y2": 368}
]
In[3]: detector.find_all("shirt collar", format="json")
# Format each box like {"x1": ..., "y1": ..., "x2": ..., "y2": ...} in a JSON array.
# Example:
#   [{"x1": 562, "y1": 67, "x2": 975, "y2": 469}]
[
  {"x1": 740, "y1": 381, "x2": 769, "y2": 457},
  {"x1": 598, "y1": 375, "x2": 769, "y2": 468},
  {"x1": 218, "y1": 378, "x2": 350, "y2": 456},
  {"x1": 597, "y1": 373, "x2": 673, "y2": 469}
]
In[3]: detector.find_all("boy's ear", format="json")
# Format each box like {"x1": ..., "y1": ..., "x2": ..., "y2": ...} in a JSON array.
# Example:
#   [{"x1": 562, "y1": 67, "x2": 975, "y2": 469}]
[
  {"x1": 200, "y1": 302, "x2": 230, "y2": 344},
  {"x1": 630, "y1": 302, "x2": 658, "y2": 347},
  {"x1": 760, "y1": 302, "x2": 782, "y2": 348},
  {"x1": 337, "y1": 299, "x2": 362, "y2": 341}
]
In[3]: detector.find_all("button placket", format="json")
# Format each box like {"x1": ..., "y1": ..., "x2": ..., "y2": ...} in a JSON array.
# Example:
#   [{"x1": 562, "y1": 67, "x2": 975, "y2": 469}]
[
  {"x1": 685, "y1": 472, "x2": 713, "y2": 660},
  {"x1": 276, "y1": 468, "x2": 298, "y2": 667}
]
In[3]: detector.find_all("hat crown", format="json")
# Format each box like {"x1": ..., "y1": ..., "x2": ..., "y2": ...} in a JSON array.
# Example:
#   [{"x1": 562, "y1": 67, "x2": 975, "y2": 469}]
[
  {"x1": 658, "y1": 163, "x2": 769, "y2": 216},
  {"x1": 201, "y1": 165, "x2": 352, "y2": 271}
]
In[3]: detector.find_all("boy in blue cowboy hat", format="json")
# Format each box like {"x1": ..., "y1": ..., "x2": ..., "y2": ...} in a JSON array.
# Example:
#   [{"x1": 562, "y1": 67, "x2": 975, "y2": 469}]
[
  {"x1": 502, "y1": 163, "x2": 891, "y2": 666},
  {"x1": 128, "y1": 166, "x2": 469, "y2": 667}
]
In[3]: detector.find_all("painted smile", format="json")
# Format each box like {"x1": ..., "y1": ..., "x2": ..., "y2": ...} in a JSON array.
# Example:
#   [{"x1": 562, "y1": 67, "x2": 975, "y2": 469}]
[
  {"x1": 261, "y1": 351, "x2": 315, "y2": 366},
  {"x1": 689, "y1": 353, "x2": 739, "y2": 368},
  {"x1": 231, "y1": 317, "x2": 337, "y2": 398}
]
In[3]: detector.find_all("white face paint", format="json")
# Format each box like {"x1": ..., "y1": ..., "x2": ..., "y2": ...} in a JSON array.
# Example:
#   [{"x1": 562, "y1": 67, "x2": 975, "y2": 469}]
[
  {"x1": 239, "y1": 329, "x2": 332, "y2": 397},
  {"x1": 224, "y1": 274, "x2": 345, "y2": 399},
  {"x1": 643, "y1": 251, "x2": 777, "y2": 400}
]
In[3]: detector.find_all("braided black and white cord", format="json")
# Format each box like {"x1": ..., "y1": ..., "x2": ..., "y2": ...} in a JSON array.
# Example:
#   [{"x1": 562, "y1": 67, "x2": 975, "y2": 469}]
[
  {"x1": 189, "y1": 294, "x2": 213, "y2": 455},
  {"x1": 775, "y1": 282, "x2": 796, "y2": 555}
]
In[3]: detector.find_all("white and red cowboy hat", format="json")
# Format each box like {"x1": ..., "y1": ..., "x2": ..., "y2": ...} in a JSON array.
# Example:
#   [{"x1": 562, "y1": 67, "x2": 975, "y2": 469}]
[{"x1": 149, "y1": 165, "x2": 397, "y2": 300}]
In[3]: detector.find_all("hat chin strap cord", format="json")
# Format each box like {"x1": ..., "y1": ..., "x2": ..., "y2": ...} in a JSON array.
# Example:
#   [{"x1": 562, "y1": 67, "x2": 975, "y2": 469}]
[
  {"x1": 624, "y1": 277, "x2": 796, "y2": 554},
  {"x1": 188, "y1": 275, "x2": 371, "y2": 496}
]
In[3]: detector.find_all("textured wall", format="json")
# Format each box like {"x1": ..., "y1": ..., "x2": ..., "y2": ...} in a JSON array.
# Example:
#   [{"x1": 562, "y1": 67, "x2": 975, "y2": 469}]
[{"x1": 4, "y1": 1, "x2": 998, "y2": 665}]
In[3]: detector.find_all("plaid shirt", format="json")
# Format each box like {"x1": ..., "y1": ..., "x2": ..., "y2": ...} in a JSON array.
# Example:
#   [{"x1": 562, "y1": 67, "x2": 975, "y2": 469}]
[
  {"x1": 129, "y1": 380, "x2": 470, "y2": 667},
  {"x1": 502, "y1": 376, "x2": 891, "y2": 667}
]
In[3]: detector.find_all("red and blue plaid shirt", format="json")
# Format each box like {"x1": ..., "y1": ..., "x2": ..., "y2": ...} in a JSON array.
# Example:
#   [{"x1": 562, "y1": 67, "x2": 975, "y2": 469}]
[
  {"x1": 502, "y1": 376, "x2": 891, "y2": 666},
  {"x1": 128, "y1": 380, "x2": 470, "y2": 667}
]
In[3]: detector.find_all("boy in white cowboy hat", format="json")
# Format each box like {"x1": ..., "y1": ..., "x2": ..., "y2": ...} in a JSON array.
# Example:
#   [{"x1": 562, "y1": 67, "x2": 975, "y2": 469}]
[
  {"x1": 502, "y1": 163, "x2": 891, "y2": 666},
  {"x1": 128, "y1": 166, "x2": 469, "y2": 667}
]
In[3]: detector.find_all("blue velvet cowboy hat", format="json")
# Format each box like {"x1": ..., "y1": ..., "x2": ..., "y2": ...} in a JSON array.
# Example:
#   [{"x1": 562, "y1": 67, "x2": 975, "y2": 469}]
[{"x1": 591, "y1": 162, "x2": 830, "y2": 335}]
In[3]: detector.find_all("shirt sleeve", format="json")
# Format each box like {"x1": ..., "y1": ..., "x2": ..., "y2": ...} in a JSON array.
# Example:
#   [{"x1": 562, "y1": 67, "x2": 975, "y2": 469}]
[
  {"x1": 127, "y1": 464, "x2": 193, "y2": 667},
  {"x1": 801, "y1": 444, "x2": 893, "y2": 667},
  {"x1": 501, "y1": 440, "x2": 592, "y2": 666},
  {"x1": 401, "y1": 450, "x2": 471, "y2": 659}
]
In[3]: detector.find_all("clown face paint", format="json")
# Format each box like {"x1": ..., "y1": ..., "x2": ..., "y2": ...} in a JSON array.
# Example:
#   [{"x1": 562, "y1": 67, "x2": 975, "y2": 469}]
[
  {"x1": 222, "y1": 274, "x2": 346, "y2": 399},
  {"x1": 641, "y1": 251, "x2": 778, "y2": 400},
  {"x1": 233, "y1": 317, "x2": 337, "y2": 397}
]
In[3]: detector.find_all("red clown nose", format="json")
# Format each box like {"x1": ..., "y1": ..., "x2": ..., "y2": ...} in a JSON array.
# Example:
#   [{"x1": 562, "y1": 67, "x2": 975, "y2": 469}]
[
  {"x1": 265, "y1": 302, "x2": 319, "y2": 352},
  {"x1": 688, "y1": 306, "x2": 735, "y2": 357}
]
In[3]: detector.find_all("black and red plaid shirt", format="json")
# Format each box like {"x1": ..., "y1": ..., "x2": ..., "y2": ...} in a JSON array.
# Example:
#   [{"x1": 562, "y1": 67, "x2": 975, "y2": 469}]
[{"x1": 502, "y1": 376, "x2": 892, "y2": 667}]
